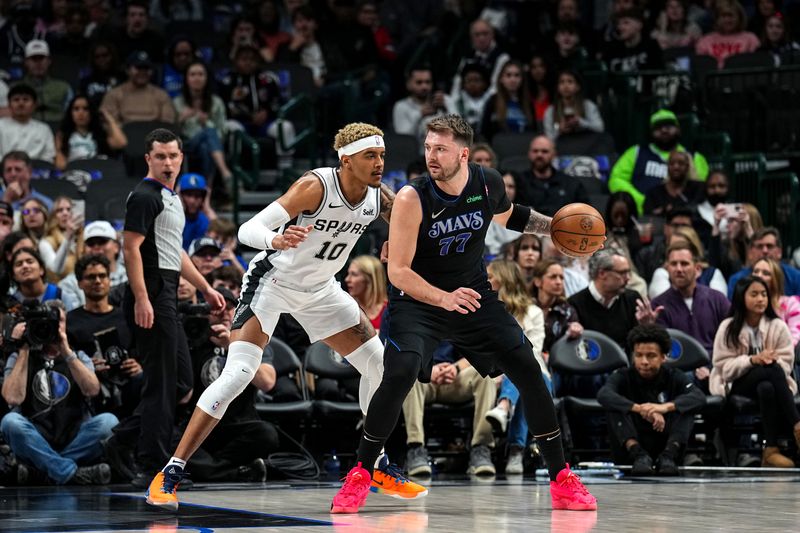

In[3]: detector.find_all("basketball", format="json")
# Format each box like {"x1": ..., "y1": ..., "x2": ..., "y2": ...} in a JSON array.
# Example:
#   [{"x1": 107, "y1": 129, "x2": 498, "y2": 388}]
[{"x1": 550, "y1": 203, "x2": 606, "y2": 258}]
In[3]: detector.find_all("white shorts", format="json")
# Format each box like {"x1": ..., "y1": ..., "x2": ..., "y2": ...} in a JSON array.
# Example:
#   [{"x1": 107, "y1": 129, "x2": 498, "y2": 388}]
[{"x1": 232, "y1": 275, "x2": 361, "y2": 343}]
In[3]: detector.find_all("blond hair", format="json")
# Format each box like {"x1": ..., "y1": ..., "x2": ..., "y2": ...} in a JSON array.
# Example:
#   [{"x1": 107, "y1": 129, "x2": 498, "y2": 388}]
[
  {"x1": 43, "y1": 196, "x2": 83, "y2": 282},
  {"x1": 350, "y1": 255, "x2": 387, "y2": 309},
  {"x1": 488, "y1": 259, "x2": 533, "y2": 323},
  {"x1": 333, "y1": 123, "x2": 384, "y2": 151}
]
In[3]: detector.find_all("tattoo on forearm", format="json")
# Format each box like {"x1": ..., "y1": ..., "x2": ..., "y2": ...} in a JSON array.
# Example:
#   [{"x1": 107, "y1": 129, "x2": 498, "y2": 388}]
[
  {"x1": 379, "y1": 182, "x2": 395, "y2": 223},
  {"x1": 524, "y1": 210, "x2": 551, "y2": 235}
]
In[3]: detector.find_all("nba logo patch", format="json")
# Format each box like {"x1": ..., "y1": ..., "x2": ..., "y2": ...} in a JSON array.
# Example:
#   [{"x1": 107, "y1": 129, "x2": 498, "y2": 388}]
[
  {"x1": 211, "y1": 401, "x2": 220, "y2": 411},
  {"x1": 374, "y1": 135, "x2": 381, "y2": 145}
]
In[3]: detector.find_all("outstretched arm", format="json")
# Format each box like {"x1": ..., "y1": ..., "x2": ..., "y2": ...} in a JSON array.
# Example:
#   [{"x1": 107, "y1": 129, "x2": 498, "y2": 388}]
[{"x1": 493, "y1": 204, "x2": 552, "y2": 236}]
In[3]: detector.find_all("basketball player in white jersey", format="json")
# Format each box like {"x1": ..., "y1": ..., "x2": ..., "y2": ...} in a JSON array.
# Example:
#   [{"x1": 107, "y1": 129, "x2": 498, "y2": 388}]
[{"x1": 145, "y1": 123, "x2": 428, "y2": 511}]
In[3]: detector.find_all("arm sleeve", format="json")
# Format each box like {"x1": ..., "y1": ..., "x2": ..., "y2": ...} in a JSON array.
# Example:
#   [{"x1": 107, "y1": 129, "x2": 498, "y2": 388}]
[
  {"x1": 597, "y1": 370, "x2": 635, "y2": 412},
  {"x1": 124, "y1": 191, "x2": 162, "y2": 236},
  {"x1": 237, "y1": 201, "x2": 291, "y2": 249},
  {"x1": 608, "y1": 146, "x2": 645, "y2": 214},
  {"x1": 38, "y1": 237, "x2": 71, "y2": 276}
]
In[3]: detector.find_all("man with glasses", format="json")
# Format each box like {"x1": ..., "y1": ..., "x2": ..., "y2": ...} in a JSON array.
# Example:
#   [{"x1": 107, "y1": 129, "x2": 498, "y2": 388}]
[
  {"x1": 727, "y1": 227, "x2": 800, "y2": 298},
  {"x1": 100, "y1": 51, "x2": 175, "y2": 125},
  {"x1": 609, "y1": 109, "x2": 709, "y2": 215}
]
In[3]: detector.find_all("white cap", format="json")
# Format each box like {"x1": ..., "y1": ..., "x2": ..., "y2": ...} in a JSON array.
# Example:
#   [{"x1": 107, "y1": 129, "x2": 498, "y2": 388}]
[
  {"x1": 84, "y1": 221, "x2": 117, "y2": 241},
  {"x1": 25, "y1": 40, "x2": 50, "y2": 58}
]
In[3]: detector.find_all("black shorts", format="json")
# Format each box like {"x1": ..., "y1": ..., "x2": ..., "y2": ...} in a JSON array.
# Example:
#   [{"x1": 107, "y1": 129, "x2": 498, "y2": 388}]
[{"x1": 381, "y1": 288, "x2": 527, "y2": 381}]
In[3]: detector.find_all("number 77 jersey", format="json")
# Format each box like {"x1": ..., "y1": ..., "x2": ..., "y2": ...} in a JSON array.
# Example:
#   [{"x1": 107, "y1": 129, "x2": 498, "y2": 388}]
[{"x1": 247, "y1": 167, "x2": 381, "y2": 291}]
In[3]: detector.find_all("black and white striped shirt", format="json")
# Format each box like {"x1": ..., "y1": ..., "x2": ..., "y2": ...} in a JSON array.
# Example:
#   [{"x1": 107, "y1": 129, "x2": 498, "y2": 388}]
[{"x1": 124, "y1": 178, "x2": 184, "y2": 272}]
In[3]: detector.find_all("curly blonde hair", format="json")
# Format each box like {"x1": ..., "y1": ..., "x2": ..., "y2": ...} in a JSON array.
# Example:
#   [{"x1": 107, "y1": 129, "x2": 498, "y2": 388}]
[{"x1": 333, "y1": 123, "x2": 384, "y2": 150}]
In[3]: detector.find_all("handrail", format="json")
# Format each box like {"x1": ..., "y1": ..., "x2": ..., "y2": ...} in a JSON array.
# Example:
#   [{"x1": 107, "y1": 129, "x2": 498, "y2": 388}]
[
  {"x1": 228, "y1": 129, "x2": 261, "y2": 226},
  {"x1": 277, "y1": 93, "x2": 317, "y2": 167}
]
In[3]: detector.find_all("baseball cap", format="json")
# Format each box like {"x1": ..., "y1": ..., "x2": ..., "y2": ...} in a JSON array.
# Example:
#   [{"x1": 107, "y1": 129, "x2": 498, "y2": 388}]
[
  {"x1": 189, "y1": 237, "x2": 222, "y2": 257},
  {"x1": 84, "y1": 220, "x2": 117, "y2": 241},
  {"x1": 127, "y1": 50, "x2": 153, "y2": 69},
  {"x1": 650, "y1": 109, "x2": 679, "y2": 129},
  {"x1": 0, "y1": 201, "x2": 12, "y2": 218},
  {"x1": 25, "y1": 40, "x2": 50, "y2": 58},
  {"x1": 215, "y1": 286, "x2": 237, "y2": 306},
  {"x1": 179, "y1": 173, "x2": 207, "y2": 193}
]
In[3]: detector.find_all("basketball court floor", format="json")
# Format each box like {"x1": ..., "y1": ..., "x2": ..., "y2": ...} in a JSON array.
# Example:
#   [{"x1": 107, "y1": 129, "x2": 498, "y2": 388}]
[{"x1": 2, "y1": 467, "x2": 799, "y2": 532}]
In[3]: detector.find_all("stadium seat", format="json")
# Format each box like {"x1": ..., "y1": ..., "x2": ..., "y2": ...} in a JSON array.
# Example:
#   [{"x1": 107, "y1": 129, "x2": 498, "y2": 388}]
[
  {"x1": 255, "y1": 338, "x2": 313, "y2": 422},
  {"x1": 499, "y1": 155, "x2": 529, "y2": 173},
  {"x1": 491, "y1": 131, "x2": 537, "y2": 161},
  {"x1": 303, "y1": 342, "x2": 362, "y2": 418},
  {"x1": 555, "y1": 131, "x2": 616, "y2": 157},
  {"x1": 67, "y1": 158, "x2": 129, "y2": 181},
  {"x1": 723, "y1": 52, "x2": 775, "y2": 70},
  {"x1": 31, "y1": 177, "x2": 81, "y2": 200},
  {"x1": 84, "y1": 178, "x2": 136, "y2": 221},
  {"x1": 383, "y1": 133, "x2": 419, "y2": 173}
]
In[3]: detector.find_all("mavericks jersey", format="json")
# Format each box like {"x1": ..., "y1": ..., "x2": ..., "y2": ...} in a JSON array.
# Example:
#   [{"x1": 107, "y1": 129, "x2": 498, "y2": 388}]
[{"x1": 244, "y1": 167, "x2": 381, "y2": 290}]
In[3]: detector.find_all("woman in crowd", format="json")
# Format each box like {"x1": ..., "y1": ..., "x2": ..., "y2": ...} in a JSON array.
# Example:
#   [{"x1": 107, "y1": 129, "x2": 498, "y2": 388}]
[
  {"x1": 648, "y1": 226, "x2": 727, "y2": 298},
  {"x1": 711, "y1": 276, "x2": 800, "y2": 467},
  {"x1": 758, "y1": 12, "x2": 800, "y2": 62},
  {"x1": 227, "y1": 16, "x2": 263, "y2": 61},
  {"x1": 695, "y1": 0, "x2": 760, "y2": 67},
  {"x1": 173, "y1": 60, "x2": 233, "y2": 190},
  {"x1": 483, "y1": 259, "x2": 546, "y2": 474},
  {"x1": 542, "y1": 70, "x2": 603, "y2": 140},
  {"x1": 19, "y1": 198, "x2": 49, "y2": 245},
  {"x1": 532, "y1": 259, "x2": 584, "y2": 354},
  {"x1": 469, "y1": 143, "x2": 497, "y2": 169},
  {"x1": 748, "y1": 0, "x2": 780, "y2": 34},
  {"x1": 509, "y1": 233, "x2": 542, "y2": 294},
  {"x1": 9, "y1": 247, "x2": 62, "y2": 303},
  {"x1": 38, "y1": 197, "x2": 83, "y2": 283},
  {"x1": 709, "y1": 201, "x2": 763, "y2": 279},
  {"x1": 256, "y1": 0, "x2": 291, "y2": 63},
  {"x1": 480, "y1": 60, "x2": 535, "y2": 141},
  {"x1": 527, "y1": 53, "x2": 555, "y2": 123},
  {"x1": 0, "y1": 232, "x2": 37, "y2": 297},
  {"x1": 752, "y1": 257, "x2": 800, "y2": 348},
  {"x1": 345, "y1": 255, "x2": 388, "y2": 332},
  {"x1": 652, "y1": 0, "x2": 703, "y2": 49},
  {"x1": 54, "y1": 95, "x2": 127, "y2": 171},
  {"x1": 162, "y1": 37, "x2": 198, "y2": 98},
  {"x1": 79, "y1": 41, "x2": 124, "y2": 107}
]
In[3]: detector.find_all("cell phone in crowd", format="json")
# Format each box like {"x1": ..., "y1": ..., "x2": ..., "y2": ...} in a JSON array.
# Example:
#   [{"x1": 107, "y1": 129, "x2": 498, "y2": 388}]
[{"x1": 723, "y1": 203, "x2": 743, "y2": 219}]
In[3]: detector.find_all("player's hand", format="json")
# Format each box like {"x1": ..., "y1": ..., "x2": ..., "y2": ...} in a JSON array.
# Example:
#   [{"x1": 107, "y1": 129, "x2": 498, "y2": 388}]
[
  {"x1": 272, "y1": 224, "x2": 312, "y2": 250},
  {"x1": 651, "y1": 412, "x2": 666, "y2": 432},
  {"x1": 635, "y1": 297, "x2": 663, "y2": 325},
  {"x1": 440, "y1": 287, "x2": 481, "y2": 314},
  {"x1": 134, "y1": 298, "x2": 154, "y2": 329},
  {"x1": 380, "y1": 241, "x2": 389, "y2": 263}
]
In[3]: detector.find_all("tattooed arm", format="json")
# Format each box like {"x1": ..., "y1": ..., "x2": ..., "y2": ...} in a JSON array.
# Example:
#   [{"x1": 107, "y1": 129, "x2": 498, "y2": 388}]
[
  {"x1": 379, "y1": 182, "x2": 395, "y2": 223},
  {"x1": 493, "y1": 204, "x2": 552, "y2": 236}
]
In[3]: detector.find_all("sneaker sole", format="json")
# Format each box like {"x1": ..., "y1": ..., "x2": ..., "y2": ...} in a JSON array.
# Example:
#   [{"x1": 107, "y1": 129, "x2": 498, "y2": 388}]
[
  {"x1": 467, "y1": 466, "x2": 496, "y2": 476},
  {"x1": 552, "y1": 499, "x2": 598, "y2": 511},
  {"x1": 370, "y1": 485, "x2": 429, "y2": 499},
  {"x1": 407, "y1": 466, "x2": 432, "y2": 476},
  {"x1": 145, "y1": 491, "x2": 179, "y2": 512},
  {"x1": 505, "y1": 467, "x2": 524, "y2": 475}
]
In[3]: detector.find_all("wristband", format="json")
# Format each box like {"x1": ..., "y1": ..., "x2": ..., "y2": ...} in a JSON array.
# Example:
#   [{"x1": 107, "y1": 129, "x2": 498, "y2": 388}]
[{"x1": 64, "y1": 351, "x2": 78, "y2": 363}]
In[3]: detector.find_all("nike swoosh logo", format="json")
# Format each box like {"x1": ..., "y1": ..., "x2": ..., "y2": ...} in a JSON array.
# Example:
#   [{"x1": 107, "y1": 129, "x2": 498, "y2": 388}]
[
  {"x1": 241, "y1": 369, "x2": 249, "y2": 373},
  {"x1": 546, "y1": 434, "x2": 560, "y2": 441},
  {"x1": 373, "y1": 480, "x2": 384, "y2": 486},
  {"x1": 328, "y1": 202, "x2": 344, "y2": 208},
  {"x1": 432, "y1": 207, "x2": 447, "y2": 218}
]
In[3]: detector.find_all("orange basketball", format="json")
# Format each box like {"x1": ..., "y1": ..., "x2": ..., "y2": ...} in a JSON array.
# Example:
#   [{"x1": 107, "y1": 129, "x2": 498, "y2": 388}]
[{"x1": 550, "y1": 203, "x2": 606, "y2": 258}]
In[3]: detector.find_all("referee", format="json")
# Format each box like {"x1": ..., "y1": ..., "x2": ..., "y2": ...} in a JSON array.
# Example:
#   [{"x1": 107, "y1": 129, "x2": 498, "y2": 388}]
[{"x1": 121, "y1": 128, "x2": 224, "y2": 483}]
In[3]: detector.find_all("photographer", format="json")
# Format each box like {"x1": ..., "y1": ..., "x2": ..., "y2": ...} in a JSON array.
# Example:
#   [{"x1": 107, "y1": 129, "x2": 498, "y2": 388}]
[
  {"x1": 1, "y1": 300, "x2": 117, "y2": 485},
  {"x1": 183, "y1": 287, "x2": 278, "y2": 482},
  {"x1": 67, "y1": 255, "x2": 142, "y2": 419}
]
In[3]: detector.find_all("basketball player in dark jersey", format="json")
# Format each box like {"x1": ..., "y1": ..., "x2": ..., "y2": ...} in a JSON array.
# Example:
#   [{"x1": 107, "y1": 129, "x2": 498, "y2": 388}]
[{"x1": 331, "y1": 115, "x2": 598, "y2": 513}]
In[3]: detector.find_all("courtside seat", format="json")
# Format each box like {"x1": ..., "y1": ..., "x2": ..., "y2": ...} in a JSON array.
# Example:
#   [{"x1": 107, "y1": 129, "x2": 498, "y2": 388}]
[
  {"x1": 303, "y1": 342, "x2": 362, "y2": 418},
  {"x1": 255, "y1": 338, "x2": 313, "y2": 420}
]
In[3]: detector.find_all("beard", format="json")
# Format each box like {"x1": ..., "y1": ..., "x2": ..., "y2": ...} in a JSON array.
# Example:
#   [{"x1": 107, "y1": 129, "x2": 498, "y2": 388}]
[{"x1": 430, "y1": 161, "x2": 461, "y2": 182}]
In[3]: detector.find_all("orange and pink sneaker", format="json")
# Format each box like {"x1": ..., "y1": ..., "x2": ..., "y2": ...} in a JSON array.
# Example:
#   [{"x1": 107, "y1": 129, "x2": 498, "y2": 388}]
[
  {"x1": 550, "y1": 464, "x2": 597, "y2": 511},
  {"x1": 330, "y1": 463, "x2": 372, "y2": 514},
  {"x1": 371, "y1": 455, "x2": 428, "y2": 499}
]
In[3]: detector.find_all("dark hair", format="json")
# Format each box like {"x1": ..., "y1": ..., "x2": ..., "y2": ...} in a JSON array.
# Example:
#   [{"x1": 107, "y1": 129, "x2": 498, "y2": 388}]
[
  {"x1": 427, "y1": 114, "x2": 474, "y2": 147},
  {"x1": 208, "y1": 265, "x2": 243, "y2": 288},
  {"x1": 553, "y1": 69, "x2": 587, "y2": 123},
  {"x1": 1, "y1": 150, "x2": 32, "y2": 172},
  {"x1": 528, "y1": 52, "x2": 557, "y2": 101},
  {"x1": 292, "y1": 4, "x2": 317, "y2": 23},
  {"x1": 144, "y1": 128, "x2": 182, "y2": 153},
  {"x1": 493, "y1": 59, "x2": 533, "y2": 131},
  {"x1": 181, "y1": 60, "x2": 213, "y2": 113},
  {"x1": 74, "y1": 253, "x2": 110, "y2": 282},
  {"x1": 58, "y1": 95, "x2": 111, "y2": 158},
  {"x1": 87, "y1": 40, "x2": 119, "y2": 72},
  {"x1": 127, "y1": 0, "x2": 149, "y2": 14},
  {"x1": 8, "y1": 84, "x2": 37, "y2": 102},
  {"x1": 627, "y1": 324, "x2": 671, "y2": 356},
  {"x1": 510, "y1": 233, "x2": 542, "y2": 262},
  {"x1": 2, "y1": 231, "x2": 33, "y2": 261},
  {"x1": 461, "y1": 62, "x2": 490, "y2": 84},
  {"x1": 406, "y1": 158, "x2": 427, "y2": 177},
  {"x1": 751, "y1": 226, "x2": 782, "y2": 249},
  {"x1": 11, "y1": 246, "x2": 46, "y2": 282},
  {"x1": 666, "y1": 240, "x2": 699, "y2": 262},
  {"x1": 605, "y1": 191, "x2": 637, "y2": 230},
  {"x1": 530, "y1": 258, "x2": 565, "y2": 303},
  {"x1": 725, "y1": 275, "x2": 778, "y2": 350},
  {"x1": 167, "y1": 36, "x2": 197, "y2": 70},
  {"x1": 666, "y1": 206, "x2": 694, "y2": 223}
]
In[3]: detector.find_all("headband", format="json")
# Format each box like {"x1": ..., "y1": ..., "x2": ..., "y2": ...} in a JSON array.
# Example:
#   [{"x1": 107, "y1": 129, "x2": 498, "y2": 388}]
[{"x1": 337, "y1": 135, "x2": 385, "y2": 158}]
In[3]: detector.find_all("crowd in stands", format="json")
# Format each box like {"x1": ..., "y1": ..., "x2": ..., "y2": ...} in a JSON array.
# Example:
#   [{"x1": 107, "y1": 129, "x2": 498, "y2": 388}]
[{"x1": 1, "y1": 0, "x2": 800, "y2": 486}]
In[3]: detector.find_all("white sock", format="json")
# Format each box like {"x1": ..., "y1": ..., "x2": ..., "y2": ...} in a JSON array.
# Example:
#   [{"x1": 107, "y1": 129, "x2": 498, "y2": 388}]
[{"x1": 165, "y1": 457, "x2": 187, "y2": 470}]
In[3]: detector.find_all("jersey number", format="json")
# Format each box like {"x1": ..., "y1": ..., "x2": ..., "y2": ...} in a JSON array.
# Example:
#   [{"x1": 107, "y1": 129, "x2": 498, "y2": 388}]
[
  {"x1": 314, "y1": 241, "x2": 347, "y2": 261},
  {"x1": 438, "y1": 232, "x2": 471, "y2": 256}
]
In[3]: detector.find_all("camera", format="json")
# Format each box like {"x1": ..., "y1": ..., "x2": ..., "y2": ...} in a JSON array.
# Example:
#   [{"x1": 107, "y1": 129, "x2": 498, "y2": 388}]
[
  {"x1": 178, "y1": 301, "x2": 212, "y2": 347},
  {"x1": 4, "y1": 300, "x2": 60, "y2": 348},
  {"x1": 94, "y1": 327, "x2": 130, "y2": 386}
]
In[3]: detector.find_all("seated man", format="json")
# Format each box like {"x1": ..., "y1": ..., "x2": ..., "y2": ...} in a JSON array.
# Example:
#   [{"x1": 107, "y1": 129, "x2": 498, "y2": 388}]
[
  {"x1": 184, "y1": 287, "x2": 279, "y2": 481},
  {"x1": 402, "y1": 341, "x2": 497, "y2": 476},
  {"x1": 727, "y1": 227, "x2": 800, "y2": 298},
  {"x1": 67, "y1": 254, "x2": 142, "y2": 420},
  {"x1": 1, "y1": 300, "x2": 118, "y2": 485},
  {"x1": 598, "y1": 324, "x2": 706, "y2": 475},
  {"x1": 16, "y1": 40, "x2": 73, "y2": 123},
  {"x1": 100, "y1": 51, "x2": 175, "y2": 125},
  {"x1": 1, "y1": 151, "x2": 54, "y2": 211},
  {"x1": 0, "y1": 85, "x2": 56, "y2": 163}
]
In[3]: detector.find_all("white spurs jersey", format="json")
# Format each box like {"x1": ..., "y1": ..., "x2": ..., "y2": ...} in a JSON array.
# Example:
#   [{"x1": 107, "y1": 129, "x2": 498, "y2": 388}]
[{"x1": 244, "y1": 167, "x2": 381, "y2": 291}]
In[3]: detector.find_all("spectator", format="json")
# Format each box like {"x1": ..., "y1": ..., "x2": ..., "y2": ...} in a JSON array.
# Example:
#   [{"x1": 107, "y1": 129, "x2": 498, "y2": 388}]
[
  {"x1": 226, "y1": 16, "x2": 264, "y2": 63},
  {"x1": 527, "y1": 53, "x2": 555, "y2": 123},
  {"x1": 206, "y1": 218, "x2": 246, "y2": 274},
  {"x1": 45, "y1": 0, "x2": 72, "y2": 38},
  {"x1": 548, "y1": 0, "x2": 598, "y2": 56},
  {"x1": 149, "y1": 0, "x2": 203, "y2": 25},
  {"x1": 482, "y1": 259, "x2": 546, "y2": 474},
  {"x1": 551, "y1": 23, "x2": 589, "y2": 72},
  {"x1": 178, "y1": 173, "x2": 213, "y2": 251},
  {"x1": 67, "y1": 254, "x2": 141, "y2": 420},
  {"x1": 531, "y1": 259, "x2": 584, "y2": 353},
  {"x1": 598, "y1": 324, "x2": 706, "y2": 475},
  {"x1": 748, "y1": 0, "x2": 780, "y2": 35},
  {"x1": 275, "y1": 7, "x2": 327, "y2": 87},
  {"x1": 651, "y1": 0, "x2": 704, "y2": 49},
  {"x1": 480, "y1": 60, "x2": 535, "y2": 142},
  {"x1": 16, "y1": 39, "x2": 72, "y2": 123},
  {"x1": 697, "y1": 169, "x2": 730, "y2": 230},
  {"x1": 758, "y1": 12, "x2": 800, "y2": 61},
  {"x1": 649, "y1": 226, "x2": 728, "y2": 298},
  {"x1": 609, "y1": 109, "x2": 709, "y2": 215},
  {"x1": 19, "y1": 197, "x2": 49, "y2": 244},
  {"x1": 0, "y1": 3, "x2": 47, "y2": 69},
  {"x1": 451, "y1": 19, "x2": 510, "y2": 97},
  {"x1": 469, "y1": 143, "x2": 497, "y2": 169},
  {"x1": 9, "y1": 247, "x2": 62, "y2": 304},
  {"x1": 521, "y1": 135, "x2": 589, "y2": 217},
  {"x1": 605, "y1": 191, "x2": 645, "y2": 265},
  {"x1": 184, "y1": 287, "x2": 277, "y2": 482},
  {"x1": 188, "y1": 237, "x2": 222, "y2": 278},
  {"x1": 695, "y1": 0, "x2": 759, "y2": 67},
  {"x1": 392, "y1": 67, "x2": 453, "y2": 140},
  {"x1": 0, "y1": 231, "x2": 37, "y2": 299},
  {"x1": 0, "y1": 201, "x2": 14, "y2": 243},
  {"x1": 96, "y1": 0, "x2": 165, "y2": 63},
  {"x1": 256, "y1": 0, "x2": 291, "y2": 63},
  {"x1": 543, "y1": 70, "x2": 604, "y2": 140},
  {"x1": 1, "y1": 151, "x2": 54, "y2": 211},
  {"x1": 0, "y1": 84, "x2": 56, "y2": 163},
  {"x1": 709, "y1": 202, "x2": 762, "y2": 279},
  {"x1": 1, "y1": 300, "x2": 116, "y2": 486},
  {"x1": 79, "y1": 41, "x2": 124, "y2": 108},
  {"x1": 101, "y1": 51, "x2": 176, "y2": 125},
  {"x1": 208, "y1": 265, "x2": 243, "y2": 299},
  {"x1": 0, "y1": 79, "x2": 9, "y2": 117},
  {"x1": 635, "y1": 207, "x2": 694, "y2": 285},
  {"x1": 84, "y1": 0, "x2": 112, "y2": 38},
  {"x1": 58, "y1": 221, "x2": 128, "y2": 311},
  {"x1": 173, "y1": 61, "x2": 233, "y2": 192},
  {"x1": 510, "y1": 234, "x2": 542, "y2": 294},
  {"x1": 451, "y1": 63, "x2": 492, "y2": 137},
  {"x1": 356, "y1": 0, "x2": 396, "y2": 66},
  {"x1": 727, "y1": 227, "x2": 800, "y2": 298},
  {"x1": 162, "y1": 37, "x2": 198, "y2": 99},
  {"x1": 402, "y1": 341, "x2": 498, "y2": 476},
  {"x1": 602, "y1": 8, "x2": 664, "y2": 72},
  {"x1": 50, "y1": 6, "x2": 91, "y2": 58},
  {"x1": 54, "y1": 95, "x2": 127, "y2": 171},
  {"x1": 644, "y1": 150, "x2": 705, "y2": 216},
  {"x1": 752, "y1": 257, "x2": 800, "y2": 348},
  {"x1": 569, "y1": 249, "x2": 654, "y2": 348},
  {"x1": 486, "y1": 172, "x2": 522, "y2": 256},
  {"x1": 345, "y1": 255, "x2": 387, "y2": 332},
  {"x1": 710, "y1": 275, "x2": 800, "y2": 467},
  {"x1": 39, "y1": 196, "x2": 83, "y2": 282}
]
